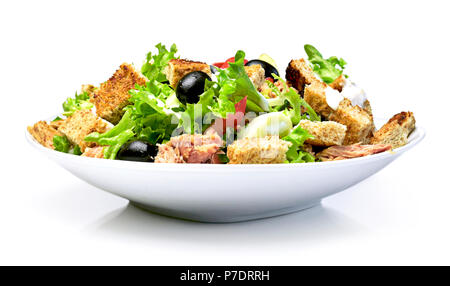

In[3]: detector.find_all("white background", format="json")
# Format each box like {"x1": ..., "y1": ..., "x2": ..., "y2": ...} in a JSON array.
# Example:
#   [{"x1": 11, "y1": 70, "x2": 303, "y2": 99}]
[{"x1": 1, "y1": 0, "x2": 449, "y2": 265}]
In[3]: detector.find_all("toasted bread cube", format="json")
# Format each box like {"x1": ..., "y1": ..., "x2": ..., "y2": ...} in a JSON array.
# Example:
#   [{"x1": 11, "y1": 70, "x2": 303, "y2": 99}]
[
  {"x1": 304, "y1": 81, "x2": 334, "y2": 119},
  {"x1": 244, "y1": 64, "x2": 265, "y2": 90},
  {"x1": 329, "y1": 74, "x2": 346, "y2": 92},
  {"x1": 81, "y1": 84, "x2": 97, "y2": 97},
  {"x1": 370, "y1": 111, "x2": 415, "y2": 148},
  {"x1": 164, "y1": 59, "x2": 211, "y2": 88},
  {"x1": 58, "y1": 110, "x2": 109, "y2": 152},
  {"x1": 28, "y1": 121, "x2": 62, "y2": 149},
  {"x1": 93, "y1": 63, "x2": 147, "y2": 124},
  {"x1": 227, "y1": 136, "x2": 291, "y2": 164},
  {"x1": 329, "y1": 99, "x2": 375, "y2": 145},
  {"x1": 299, "y1": 120, "x2": 347, "y2": 146},
  {"x1": 286, "y1": 59, "x2": 320, "y2": 93},
  {"x1": 49, "y1": 119, "x2": 66, "y2": 130}
]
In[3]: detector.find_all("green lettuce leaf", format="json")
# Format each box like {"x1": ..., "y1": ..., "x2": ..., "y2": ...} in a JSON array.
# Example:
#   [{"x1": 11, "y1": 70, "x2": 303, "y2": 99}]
[
  {"x1": 84, "y1": 80, "x2": 180, "y2": 159},
  {"x1": 282, "y1": 124, "x2": 315, "y2": 163},
  {"x1": 141, "y1": 43, "x2": 178, "y2": 82},
  {"x1": 62, "y1": 91, "x2": 94, "y2": 116},
  {"x1": 216, "y1": 50, "x2": 269, "y2": 112},
  {"x1": 127, "y1": 83, "x2": 179, "y2": 142},
  {"x1": 84, "y1": 109, "x2": 135, "y2": 159},
  {"x1": 304, "y1": 44, "x2": 346, "y2": 84},
  {"x1": 53, "y1": 135, "x2": 71, "y2": 153},
  {"x1": 267, "y1": 75, "x2": 321, "y2": 124}
]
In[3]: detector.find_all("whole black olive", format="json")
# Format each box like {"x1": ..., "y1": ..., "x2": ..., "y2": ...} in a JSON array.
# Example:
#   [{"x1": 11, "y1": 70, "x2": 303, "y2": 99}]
[
  {"x1": 176, "y1": 71, "x2": 211, "y2": 105},
  {"x1": 117, "y1": 140, "x2": 158, "y2": 162},
  {"x1": 245, "y1": 59, "x2": 279, "y2": 79}
]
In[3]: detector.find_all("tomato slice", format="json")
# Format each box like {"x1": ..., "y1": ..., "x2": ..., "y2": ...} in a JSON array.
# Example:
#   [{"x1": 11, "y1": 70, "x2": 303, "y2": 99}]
[{"x1": 213, "y1": 57, "x2": 248, "y2": 69}]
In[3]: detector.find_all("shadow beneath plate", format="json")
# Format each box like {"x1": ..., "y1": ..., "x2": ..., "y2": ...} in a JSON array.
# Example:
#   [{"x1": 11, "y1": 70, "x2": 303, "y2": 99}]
[{"x1": 84, "y1": 201, "x2": 367, "y2": 246}]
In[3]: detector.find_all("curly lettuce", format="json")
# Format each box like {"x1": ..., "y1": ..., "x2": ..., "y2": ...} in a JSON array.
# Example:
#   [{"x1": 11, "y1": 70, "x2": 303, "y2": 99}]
[
  {"x1": 62, "y1": 91, "x2": 93, "y2": 116},
  {"x1": 84, "y1": 83, "x2": 179, "y2": 159},
  {"x1": 266, "y1": 75, "x2": 321, "y2": 124},
  {"x1": 141, "y1": 43, "x2": 178, "y2": 82},
  {"x1": 282, "y1": 124, "x2": 315, "y2": 163}
]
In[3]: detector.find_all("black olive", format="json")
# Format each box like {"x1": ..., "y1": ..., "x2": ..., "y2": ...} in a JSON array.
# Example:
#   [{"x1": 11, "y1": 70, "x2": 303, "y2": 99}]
[
  {"x1": 245, "y1": 59, "x2": 279, "y2": 80},
  {"x1": 117, "y1": 140, "x2": 158, "y2": 162},
  {"x1": 176, "y1": 71, "x2": 211, "y2": 104}
]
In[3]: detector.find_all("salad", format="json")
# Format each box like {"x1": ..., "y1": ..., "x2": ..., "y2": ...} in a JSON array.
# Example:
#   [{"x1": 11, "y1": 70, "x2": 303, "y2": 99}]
[{"x1": 28, "y1": 44, "x2": 416, "y2": 164}]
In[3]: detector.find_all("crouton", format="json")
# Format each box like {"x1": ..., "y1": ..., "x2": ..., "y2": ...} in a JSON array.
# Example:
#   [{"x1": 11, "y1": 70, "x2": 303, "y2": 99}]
[
  {"x1": 329, "y1": 74, "x2": 346, "y2": 92},
  {"x1": 164, "y1": 59, "x2": 211, "y2": 88},
  {"x1": 285, "y1": 59, "x2": 320, "y2": 93},
  {"x1": 304, "y1": 81, "x2": 334, "y2": 119},
  {"x1": 244, "y1": 64, "x2": 265, "y2": 90},
  {"x1": 82, "y1": 146, "x2": 105, "y2": 158},
  {"x1": 328, "y1": 98, "x2": 375, "y2": 145},
  {"x1": 299, "y1": 120, "x2": 347, "y2": 146},
  {"x1": 370, "y1": 111, "x2": 415, "y2": 148},
  {"x1": 92, "y1": 63, "x2": 147, "y2": 124},
  {"x1": 49, "y1": 119, "x2": 66, "y2": 130},
  {"x1": 28, "y1": 121, "x2": 62, "y2": 149},
  {"x1": 227, "y1": 136, "x2": 291, "y2": 164},
  {"x1": 81, "y1": 84, "x2": 97, "y2": 97},
  {"x1": 58, "y1": 110, "x2": 109, "y2": 151}
]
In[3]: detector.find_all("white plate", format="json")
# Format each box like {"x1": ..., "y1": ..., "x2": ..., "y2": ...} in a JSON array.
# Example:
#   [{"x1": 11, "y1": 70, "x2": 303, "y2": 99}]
[{"x1": 26, "y1": 119, "x2": 425, "y2": 222}]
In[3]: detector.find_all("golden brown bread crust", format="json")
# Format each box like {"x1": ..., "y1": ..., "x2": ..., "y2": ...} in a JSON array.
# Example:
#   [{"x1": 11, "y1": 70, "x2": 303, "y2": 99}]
[
  {"x1": 27, "y1": 121, "x2": 62, "y2": 149},
  {"x1": 370, "y1": 111, "x2": 415, "y2": 148},
  {"x1": 49, "y1": 119, "x2": 65, "y2": 130},
  {"x1": 299, "y1": 120, "x2": 347, "y2": 146},
  {"x1": 329, "y1": 99, "x2": 375, "y2": 145},
  {"x1": 81, "y1": 84, "x2": 97, "y2": 97},
  {"x1": 285, "y1": 59, "x2": 319, "y2": 93},
  {"x1": 58, "y1": 110, "x2": 109, "y2": 152},
  {"x1": 303, "y1": 81, "x2": 334, "y2": 119},
  {"x1": 227, "y1": 136, "x2": 291, "y2": 164},
  {"x1": 244, "y1": 64, "x2": 265, "y2": 90},
  {"x1": 93, "y1": 63, "x2": 147, "y2": 124},
  {"x1": 329, "y1": 74, "x2": 346, "y2": 92},
  {"x1": 164, "y1": 59, "x2": 211, "y2": 88}
]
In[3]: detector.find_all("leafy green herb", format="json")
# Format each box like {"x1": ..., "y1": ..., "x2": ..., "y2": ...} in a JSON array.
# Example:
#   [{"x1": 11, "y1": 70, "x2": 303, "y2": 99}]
[
  {"x1": 216, "y1": 50, "x2": 269, "y2": 112},
  {"x1": 72, "y1": 145, "x2": 82, "y2": 156},
  {"x1": 53, "y1": 135, "x2": 71, "y2": 153},
  {"x1": 52, "y1": 116, "x2": 63, "y2": 122},
  {"x1": 304, "y1": 44, "x2": 346, "y2": 84},
  {"x1": 141, "y1": 43, "x2": 178, "y2": 82},
  {"x1": 62, "y1": 91, "x2": 93, "y2": 116},
  {"x1": 282, "y1": 124, "x2": 315, "y2": 163}
]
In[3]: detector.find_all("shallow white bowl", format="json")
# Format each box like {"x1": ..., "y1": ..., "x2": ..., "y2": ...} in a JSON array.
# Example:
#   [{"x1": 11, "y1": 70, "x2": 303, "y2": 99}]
[{"x1": 26, "y1": 120, "x2": 425, "y2": 222}]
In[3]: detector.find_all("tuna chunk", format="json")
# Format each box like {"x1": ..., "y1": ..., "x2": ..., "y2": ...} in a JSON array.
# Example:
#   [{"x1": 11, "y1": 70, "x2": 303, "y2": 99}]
[
  {"x1": 318, "y1": 143, "x2": 392, "y2": 161},
  {"x1": 155, "y1": 134, "x2": 223, "y2": 163}
]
